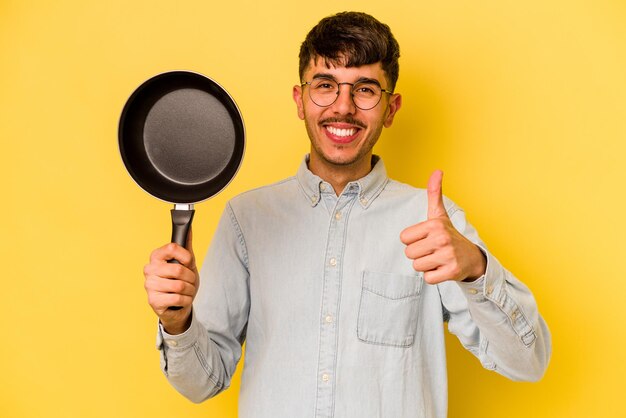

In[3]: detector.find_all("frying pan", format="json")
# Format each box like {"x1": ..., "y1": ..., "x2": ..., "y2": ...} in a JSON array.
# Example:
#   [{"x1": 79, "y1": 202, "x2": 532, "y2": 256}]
[{"x1": 119, "y1": 71, "x2": 245, "y2": 307}]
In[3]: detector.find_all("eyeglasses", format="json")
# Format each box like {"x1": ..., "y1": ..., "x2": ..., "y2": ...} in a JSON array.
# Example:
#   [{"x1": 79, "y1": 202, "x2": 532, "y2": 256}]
[{"x1": 301, "y1": 77, "x2": 393, "y2": 110}]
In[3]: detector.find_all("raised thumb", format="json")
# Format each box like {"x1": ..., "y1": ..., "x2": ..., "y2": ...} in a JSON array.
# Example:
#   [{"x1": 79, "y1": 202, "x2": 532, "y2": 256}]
[{"x1": 427, "y1": 170, "x2": 447, "y2": 219}]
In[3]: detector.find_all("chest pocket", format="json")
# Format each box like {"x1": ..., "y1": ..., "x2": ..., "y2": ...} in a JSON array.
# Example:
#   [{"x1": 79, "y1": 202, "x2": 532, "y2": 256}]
[{"x1": 357, "y1": 270, "x2": 423, "y2": 347}]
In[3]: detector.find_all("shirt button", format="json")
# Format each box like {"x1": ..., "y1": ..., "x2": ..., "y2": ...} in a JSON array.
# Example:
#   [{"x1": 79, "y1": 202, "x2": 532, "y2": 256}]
[
  {"x1": 311, "y1": 195, "x2": 318, "y2": 204},
  {"x1": 334, "y1": 211, "x2": 342, "y2": 220},
  {"x1": 322, "y1": 373, "x2": 330, "y2": 382},
  {"x1": 486, "y1": 285, "x2": 494, "y2": 295},
  {"x1": 360, "y1": 197, "x2": 368, "y2": 205},
  {"x1": 320, "y1": 183, "x2": 327, "y2": 191},
  {"x1": 325, "y1": 315, "x2": 333, "y2": 323},
  {"x1": 511, "y1": 311, "x2": 519, "y2": 320},
  {"x1": 329, "y1": 257, "x2": 337, "y2": 267},
  {"x1": 166, "y1": 339, "x2": 178, "y2": 347},
  {"x1": 467, "y1": 288, "x2": 478, "y2": 295}
]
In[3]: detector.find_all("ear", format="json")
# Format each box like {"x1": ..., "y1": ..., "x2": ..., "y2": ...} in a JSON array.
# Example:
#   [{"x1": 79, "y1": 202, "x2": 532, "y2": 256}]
[
  {"x1": 293, "y1": 85, "x2": 305, "y2": 120},
  {"x1": 383, "y1": 93, "x2": 402, "y2": 128}
]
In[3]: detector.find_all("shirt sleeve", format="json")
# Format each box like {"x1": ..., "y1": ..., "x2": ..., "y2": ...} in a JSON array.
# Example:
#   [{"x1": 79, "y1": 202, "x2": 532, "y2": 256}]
[
  {"x1": 437, "y1": 203, "x2": 552, "y2": 382},
  {"x1": 156, "y1": 202, "x2": 250, "y2": 402}
]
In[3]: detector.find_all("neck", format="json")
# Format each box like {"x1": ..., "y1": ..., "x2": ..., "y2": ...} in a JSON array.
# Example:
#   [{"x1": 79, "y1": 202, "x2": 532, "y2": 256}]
[{"x1": 308, "y1": 152, "x2": 374, "y2": 195}]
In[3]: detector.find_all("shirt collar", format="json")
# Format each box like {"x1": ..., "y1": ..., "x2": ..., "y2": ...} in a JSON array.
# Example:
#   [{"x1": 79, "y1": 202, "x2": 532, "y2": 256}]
[{"x1": 296, "y1": 154, "x2": 389, "y2": 209}]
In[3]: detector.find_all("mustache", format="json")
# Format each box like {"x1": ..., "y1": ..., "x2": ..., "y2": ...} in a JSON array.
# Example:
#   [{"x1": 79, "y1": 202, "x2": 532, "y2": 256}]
[{"x1": 319, "y1": 117, "x2": 366, "y2": 129}]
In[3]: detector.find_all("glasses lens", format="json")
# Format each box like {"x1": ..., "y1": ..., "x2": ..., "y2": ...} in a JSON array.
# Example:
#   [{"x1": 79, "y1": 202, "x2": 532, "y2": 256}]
[
  {"x1": 352, "y1": 82, "x2": 382, "y2": 110},
  {"x1": 309, "y1": 78, "x2": 339, "y2": 107}
]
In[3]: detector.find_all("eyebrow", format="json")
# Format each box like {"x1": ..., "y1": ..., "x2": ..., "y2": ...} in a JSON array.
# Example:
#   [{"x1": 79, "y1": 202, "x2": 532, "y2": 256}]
[{"x1": 311, "y1": 73, "x2": 383, "y2": 88}]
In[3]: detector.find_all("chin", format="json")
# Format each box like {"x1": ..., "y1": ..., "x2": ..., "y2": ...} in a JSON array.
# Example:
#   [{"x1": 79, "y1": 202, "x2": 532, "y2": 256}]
[{"x1": 318, "y1": 147, "x2": 368, "y2": 167}]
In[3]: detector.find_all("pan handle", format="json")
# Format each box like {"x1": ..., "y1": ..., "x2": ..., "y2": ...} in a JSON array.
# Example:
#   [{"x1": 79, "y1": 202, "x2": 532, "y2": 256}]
[
  {"x1": 167, "y1": 205, "x2": 195, "y2": 310},
  {"x1": 170, "y1": 206, "x2": 195, "y2": 249}
]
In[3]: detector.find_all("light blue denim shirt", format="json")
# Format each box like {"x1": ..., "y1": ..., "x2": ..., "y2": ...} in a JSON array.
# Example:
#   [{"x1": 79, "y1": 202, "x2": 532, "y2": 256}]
[{"x1": 157, "y1": 155, "x2": 551, "y2": 418}]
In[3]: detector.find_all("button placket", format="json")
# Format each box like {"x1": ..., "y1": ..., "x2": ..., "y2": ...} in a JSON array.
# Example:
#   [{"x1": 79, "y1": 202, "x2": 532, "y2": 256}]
[{"x1": 314, "y1": 193, "x2": 356, "y2": 417}]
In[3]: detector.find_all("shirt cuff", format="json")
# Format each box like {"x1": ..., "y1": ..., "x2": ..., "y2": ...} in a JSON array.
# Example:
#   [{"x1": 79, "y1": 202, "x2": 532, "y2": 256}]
[
  {"x1": 455, "y1": 246, "x2": 537, "y2": 347},
  {"x1": 156, "y1": 311, "x2": 201, "y2": 351},
  {"x1": 456, "y1": 245, "x2": 503, "y2": 302}
]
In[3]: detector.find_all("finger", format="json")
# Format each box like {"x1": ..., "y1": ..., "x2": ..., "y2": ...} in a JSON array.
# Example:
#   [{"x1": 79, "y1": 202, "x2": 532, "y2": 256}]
[
  {"x1": 400, "y1": 216, "x2": 451, "y2": 245},
  {"x1": 423, "y1": 267, "x2": 452, "y2": 285},
  {"x1": 145, "y1": 276, "x2": 196, "y2": 297},
  {"x1": 423, "y1": 262, "x2": 464, "y2": 284},
  {"x1": 404, "y1": 238, "x2": 435, "y2": 260},
  {"x1": 427, "y1": 170, "x2": 448, "y2": 219},
  {"x1": 144, "y1": 262, "x2": 198, "y2": 285},
  {"x1": 150, "y1": 243, "x2": 195, "y2": 268},
  {"x1": 149, "y1": 292, "x2": 194, "y2": 313},
  {"x1": 411, "y1": 253, "x2": 443, "y2": 273},
  {"x1": 399, "y1": 222, "x2": 429, "y2": 245}
]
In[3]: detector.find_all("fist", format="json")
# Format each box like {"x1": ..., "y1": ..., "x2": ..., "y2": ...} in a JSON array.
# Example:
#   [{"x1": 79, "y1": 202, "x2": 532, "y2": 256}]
[
  {"x1": 143, "y1": 235, "x2": 199, "y2": 334},
  {"x1": 400, "y1": 170, "x2": 486, "y2": 284}
]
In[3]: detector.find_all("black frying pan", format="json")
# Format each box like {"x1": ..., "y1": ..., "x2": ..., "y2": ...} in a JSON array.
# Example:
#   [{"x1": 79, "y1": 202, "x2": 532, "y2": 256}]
[{"x1": 119, "y1": 70, "x2": 245, "y2": 268}]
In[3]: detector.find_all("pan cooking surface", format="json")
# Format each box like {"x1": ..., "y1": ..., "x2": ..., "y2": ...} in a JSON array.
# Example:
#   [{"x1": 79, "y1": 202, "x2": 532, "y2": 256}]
[
  {"x1": 119, "y1": 70, "x2": 245, "y2": 204},
  {"x1": 143, "y1": 88, "x2": 236, "y2": 185}
]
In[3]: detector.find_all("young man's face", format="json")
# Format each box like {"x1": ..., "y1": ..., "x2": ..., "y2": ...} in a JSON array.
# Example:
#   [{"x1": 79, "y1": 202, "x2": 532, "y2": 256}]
[{"x1": 293, "y1": 59, "x2": 401, "y2": 171}]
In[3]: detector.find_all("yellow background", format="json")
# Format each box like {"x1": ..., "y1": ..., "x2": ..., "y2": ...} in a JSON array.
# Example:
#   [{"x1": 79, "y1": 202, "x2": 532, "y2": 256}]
[{"x1": 2, "y1": 0, "x2": 625, "y2": 417}]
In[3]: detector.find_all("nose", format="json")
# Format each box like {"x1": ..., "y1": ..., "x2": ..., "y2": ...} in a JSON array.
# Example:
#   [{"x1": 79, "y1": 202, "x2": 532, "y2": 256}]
[{"x1": 330, "y1": 84, "x2": 356, "y2": 115}]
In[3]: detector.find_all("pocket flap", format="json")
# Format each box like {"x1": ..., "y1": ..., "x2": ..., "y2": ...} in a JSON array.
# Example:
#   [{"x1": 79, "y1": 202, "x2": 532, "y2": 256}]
[{"x1": 362, "y1": 271, "x2": 423, "y2": 300}]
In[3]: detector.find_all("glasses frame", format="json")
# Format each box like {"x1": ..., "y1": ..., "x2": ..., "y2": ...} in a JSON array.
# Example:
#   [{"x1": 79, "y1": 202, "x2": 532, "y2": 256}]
[{"x1": 301, "y1": 78, "x2": 394, "y2": 110}]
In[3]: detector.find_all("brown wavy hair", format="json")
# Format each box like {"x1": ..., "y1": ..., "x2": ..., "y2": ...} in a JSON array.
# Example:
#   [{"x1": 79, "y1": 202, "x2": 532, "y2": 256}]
[{"x1": 298, "y1": 12, "x2": 400, "y2": 91}]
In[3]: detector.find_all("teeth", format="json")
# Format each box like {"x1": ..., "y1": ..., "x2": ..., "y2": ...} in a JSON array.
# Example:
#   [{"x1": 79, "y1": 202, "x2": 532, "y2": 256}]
[{"x1": 327, "y1": 126, "x2": 356, "y2": 137}]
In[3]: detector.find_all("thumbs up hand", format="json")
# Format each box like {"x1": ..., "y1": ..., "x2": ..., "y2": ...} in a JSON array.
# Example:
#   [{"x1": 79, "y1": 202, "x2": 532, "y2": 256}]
[{"x1": 400, "y1": 170, "x2": 487, "y2": 284}]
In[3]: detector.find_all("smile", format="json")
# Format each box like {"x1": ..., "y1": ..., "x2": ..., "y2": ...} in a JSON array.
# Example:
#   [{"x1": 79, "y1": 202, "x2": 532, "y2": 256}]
[{"x1": 326, "y1": 126, "x2": 357, "y2": 137}]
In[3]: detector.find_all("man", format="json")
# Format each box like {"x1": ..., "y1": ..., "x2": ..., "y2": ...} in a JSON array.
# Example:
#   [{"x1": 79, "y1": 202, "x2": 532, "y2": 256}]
[{"x1": 143, "y1": 11, "x2": 551, "y2": 418}]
